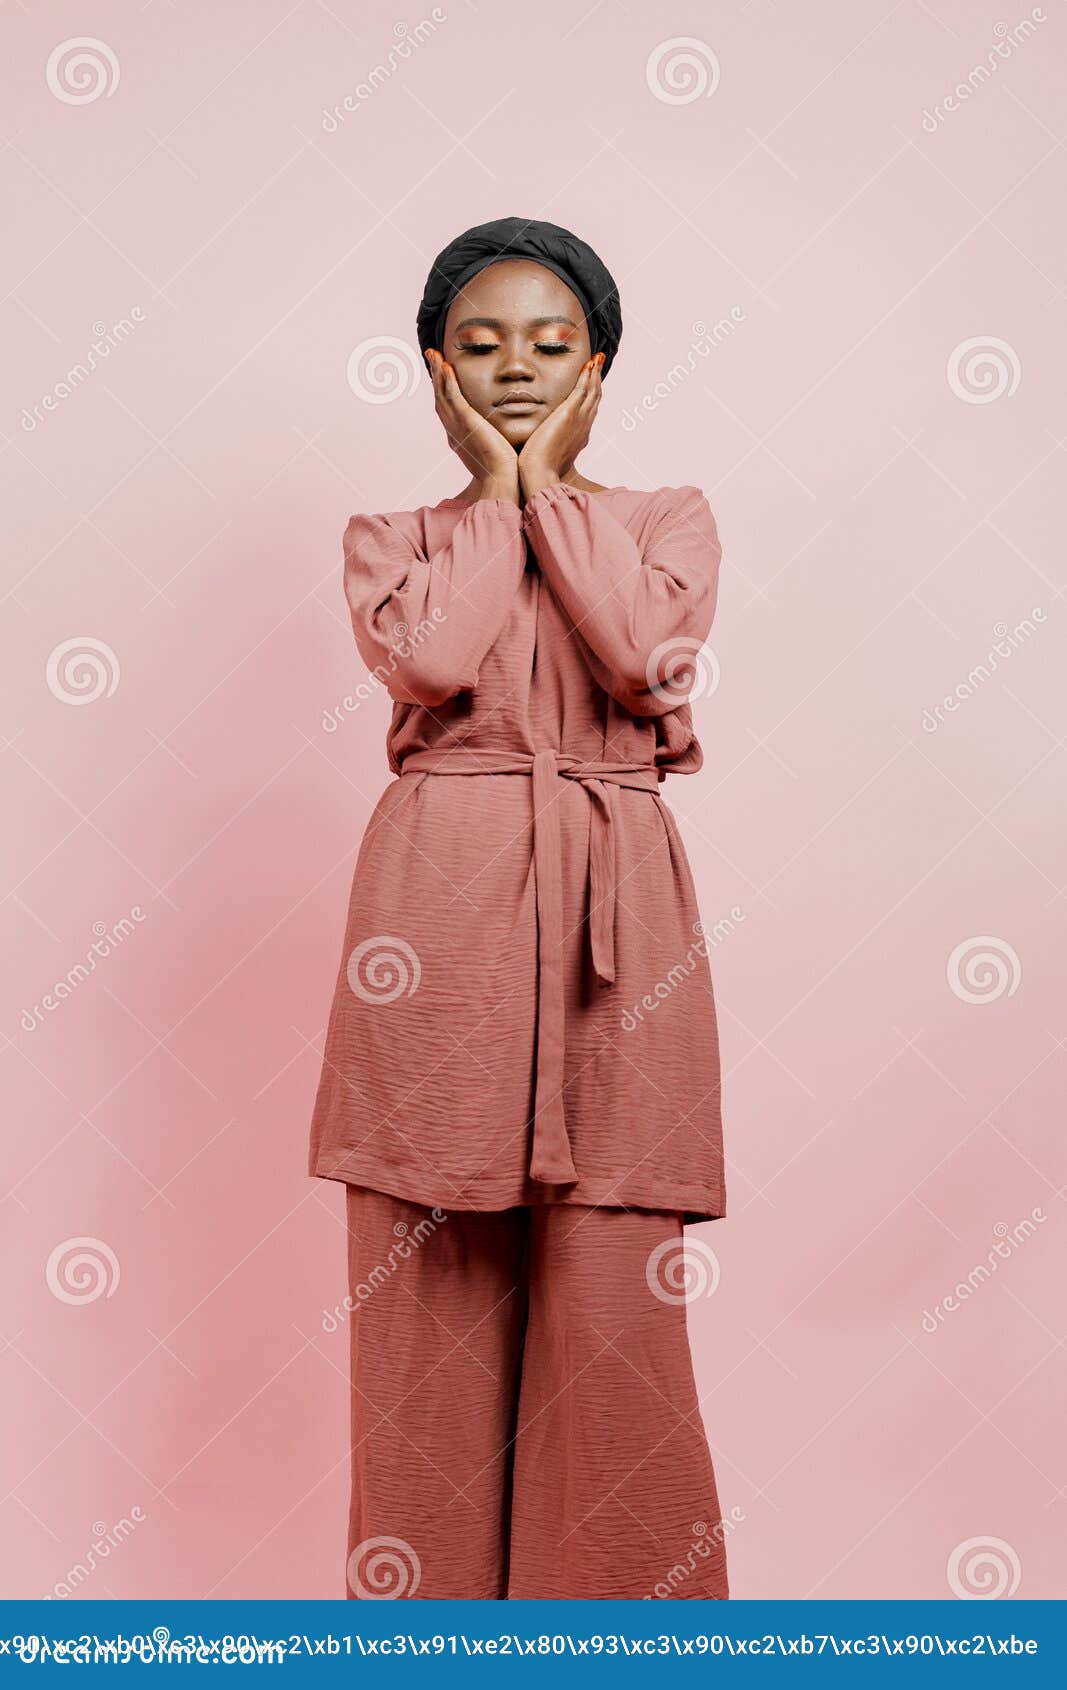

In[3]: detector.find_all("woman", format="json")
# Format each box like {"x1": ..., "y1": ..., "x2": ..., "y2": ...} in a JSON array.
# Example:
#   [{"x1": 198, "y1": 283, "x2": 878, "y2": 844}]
[{"x1": 308, "y1": 216, "x2": 730, "y2": 1601}]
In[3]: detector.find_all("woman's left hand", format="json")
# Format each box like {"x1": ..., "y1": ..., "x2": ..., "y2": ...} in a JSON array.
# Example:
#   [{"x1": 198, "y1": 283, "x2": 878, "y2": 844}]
[{"x1": 518, "y1": 353, "x2": 605, "y2": 493}]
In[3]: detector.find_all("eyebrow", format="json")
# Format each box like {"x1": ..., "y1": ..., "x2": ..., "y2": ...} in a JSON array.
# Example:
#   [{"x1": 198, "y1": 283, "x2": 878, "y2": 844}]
[{"x1": 451, "y1": 315, "x2": 580, "y2": 331}]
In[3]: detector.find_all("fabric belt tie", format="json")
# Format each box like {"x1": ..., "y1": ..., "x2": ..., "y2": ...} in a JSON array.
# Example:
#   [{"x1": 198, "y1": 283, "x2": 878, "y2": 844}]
[{"x1": 397, "y1": 747, "x2": 663, "y2": 1188}]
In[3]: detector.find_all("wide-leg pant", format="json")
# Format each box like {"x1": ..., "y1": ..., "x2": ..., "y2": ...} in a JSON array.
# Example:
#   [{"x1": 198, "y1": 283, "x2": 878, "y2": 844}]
[{"x1": 342, "y1": 1185, "x2": 730, "y2": 1600}]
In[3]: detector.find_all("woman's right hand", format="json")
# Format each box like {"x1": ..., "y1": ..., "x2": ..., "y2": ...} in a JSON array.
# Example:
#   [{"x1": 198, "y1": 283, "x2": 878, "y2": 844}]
[{"x1": 424, "y1": 349, "x2": 519, "y2": 499}]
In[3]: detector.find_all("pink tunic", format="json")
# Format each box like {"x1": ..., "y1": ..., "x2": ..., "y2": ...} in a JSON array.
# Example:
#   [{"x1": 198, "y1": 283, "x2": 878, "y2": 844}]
[{"x1": 307, "y1": 482, "x2": 727, "y2": 1225}]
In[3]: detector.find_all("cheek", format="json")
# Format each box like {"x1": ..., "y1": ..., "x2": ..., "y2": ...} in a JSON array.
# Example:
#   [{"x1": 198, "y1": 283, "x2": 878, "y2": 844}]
[
  {"x1": 542, "y1": 361, "x2": 583, "y2": 408},
  {"x1": 453, "y1": 365, "x2": 492, "y2": 412}
]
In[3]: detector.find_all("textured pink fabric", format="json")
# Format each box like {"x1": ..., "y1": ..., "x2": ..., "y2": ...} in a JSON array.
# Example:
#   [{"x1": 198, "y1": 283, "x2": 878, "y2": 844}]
[
  {"x1": 308, "y1": 484, "x2": 726, "y2": 1223},
  {"x1": 343, "y1": 1184, "x2": 731, "y2": 1601},
  {"x1": 396, "y1": 745, "x2": 667, "y2": 1190}
]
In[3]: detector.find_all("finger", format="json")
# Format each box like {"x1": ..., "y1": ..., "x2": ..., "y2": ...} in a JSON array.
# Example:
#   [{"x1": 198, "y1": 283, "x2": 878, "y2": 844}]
[
  {"x1": 437, "y1": 362, "x2": 476, "y2": 435},
  {"x1": 438, "y1": 356, "x2": 459, "y2": 405},
  {"x1": 560, "y1": 361, "x2": 594, "y2": 409},
  {"x1": 441, "y1": 362, "x2": 482, "y2": 435},
  {"x1": 433, "y1": 357, "x2": 468, "y2": 429},
  {"x1": 438, "y1": 373, "x2": 489, "y2": 457},
  {"x1": 424, "y1": 348, "x2": 445, "y2": 403},
  {"x1": 578, "y1": 374, "x2": 600, "y2": 412},
  {"x1": 437, "y1": 359, "x2": 470, "y2": 419}
]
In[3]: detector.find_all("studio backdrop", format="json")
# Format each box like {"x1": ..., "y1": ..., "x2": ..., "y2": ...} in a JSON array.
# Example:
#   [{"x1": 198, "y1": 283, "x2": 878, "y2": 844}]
[{"x1": 2, "y1": 0, "x2": 1063, "y2": 1603}]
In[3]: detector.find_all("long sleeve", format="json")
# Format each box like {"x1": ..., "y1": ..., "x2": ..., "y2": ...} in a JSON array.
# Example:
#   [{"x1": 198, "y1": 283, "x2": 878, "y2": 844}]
[
  {"x1": 521, "y1": 483, "x2": 722, "y2": 716},
  {"x1": 342, "y1": 499, "x2": 526, "y2": 707}
]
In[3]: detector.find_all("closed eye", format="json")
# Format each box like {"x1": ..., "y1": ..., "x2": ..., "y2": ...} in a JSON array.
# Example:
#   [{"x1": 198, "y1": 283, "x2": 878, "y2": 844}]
[{"x1": 458, "y1": 342, "x2": 574, "y2": 355}]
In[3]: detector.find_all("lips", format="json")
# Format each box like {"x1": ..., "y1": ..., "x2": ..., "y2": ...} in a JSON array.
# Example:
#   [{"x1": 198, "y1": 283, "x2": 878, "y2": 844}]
[{"x1": 495, "y1": 395, "x2": 542, "y2": 408}]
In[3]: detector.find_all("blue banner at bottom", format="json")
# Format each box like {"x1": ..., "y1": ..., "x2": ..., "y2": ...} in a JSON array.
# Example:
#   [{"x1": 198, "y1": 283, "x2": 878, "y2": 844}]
[{"x1": 0, "y1": 1600, "x2": 1064, "y2": 1682}]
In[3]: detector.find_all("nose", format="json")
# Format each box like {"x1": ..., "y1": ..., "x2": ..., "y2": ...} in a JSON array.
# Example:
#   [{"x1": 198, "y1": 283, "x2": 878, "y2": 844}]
[{"x1": 497, "y1": 335, "x2": 537, "y2": 382}]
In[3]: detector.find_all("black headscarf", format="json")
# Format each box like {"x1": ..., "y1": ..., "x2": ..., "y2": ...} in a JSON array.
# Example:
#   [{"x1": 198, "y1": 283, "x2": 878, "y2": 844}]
[{"x1": 416, "y1": 215, "x2": 623, "y2": 379}]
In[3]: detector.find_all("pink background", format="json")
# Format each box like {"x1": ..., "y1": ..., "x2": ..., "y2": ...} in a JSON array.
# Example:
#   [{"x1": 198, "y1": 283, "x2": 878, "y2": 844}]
[{"x1": 3, "y1": 0, "x2": 1064, "y2": 1601}]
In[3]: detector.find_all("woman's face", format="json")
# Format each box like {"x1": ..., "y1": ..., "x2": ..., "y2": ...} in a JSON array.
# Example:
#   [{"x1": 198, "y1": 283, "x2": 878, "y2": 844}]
[{"x1": 439, "y1": 258, "x2": 593, "y2": 445}]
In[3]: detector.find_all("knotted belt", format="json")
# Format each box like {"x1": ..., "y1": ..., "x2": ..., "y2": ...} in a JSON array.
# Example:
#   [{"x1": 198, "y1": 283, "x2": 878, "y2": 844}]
[{"x1": 397, "y1": 747, "x2": 663, "y2": 1187}]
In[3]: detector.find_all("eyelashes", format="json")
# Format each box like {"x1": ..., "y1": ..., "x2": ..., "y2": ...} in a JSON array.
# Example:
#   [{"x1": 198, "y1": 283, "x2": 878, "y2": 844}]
[{"x1": 457, "y1": 342, "x2": 573, "y2": 356}]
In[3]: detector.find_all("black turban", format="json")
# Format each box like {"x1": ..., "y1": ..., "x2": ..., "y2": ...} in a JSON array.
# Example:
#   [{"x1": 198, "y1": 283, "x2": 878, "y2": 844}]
[{"x1": 416, "y1": 215, "x2": 623, "y2": 379}]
